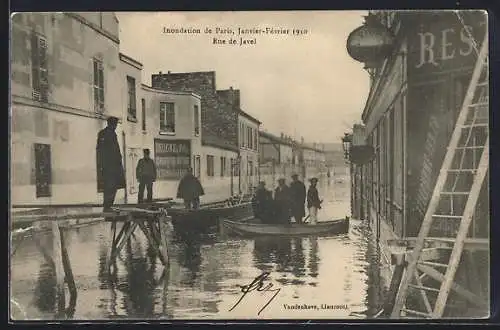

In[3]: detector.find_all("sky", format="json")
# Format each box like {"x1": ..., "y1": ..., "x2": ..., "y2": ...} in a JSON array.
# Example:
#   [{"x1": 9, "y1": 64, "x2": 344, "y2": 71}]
[{"x1": 117, "y1": 11, "x2": 370, "y2": 145}]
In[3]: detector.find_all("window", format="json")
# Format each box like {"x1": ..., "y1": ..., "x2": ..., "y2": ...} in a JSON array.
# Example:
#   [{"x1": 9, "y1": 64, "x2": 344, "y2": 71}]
[
  {"x1": 127, "y1": 76, "x2": 137, "y2": 121},
  {"x1": 160, "y1": 102, "x2": 175, "y2": 133},
  {"x1": 240, "y1": 123, "x2": 245, "y2": 147},
  {"x1": 194, "y1": 155, "x2": 201, "y2": 178},
  {"x1": 93, "y1": 58, "x2": 105, "y2": 113},
  {"x1": 31, "y1": 33, "x2": 48, "y2": 102},
  {"x1": 231, "y1": 158, "x2": 240, "y2": 177},
  {"x1": 254, "y1": 129, "x2": 258, "y2": 151},
  {"x1": 141, "y1": 98, "x2": 146, "y2": 131},
  {"x1": 248, "y1": 128, "x2": 252, "y2": 150},
  {"x1": 34, "y1": 143, "x2": 52, "y2": 197},
  {"x1": 220, "y1": 156, "x2": 226, "y2": 177},
  {"x1": 249, "y1": 160, "x2": 253, "y2": 176},
  {"x1": 247, "y1": 127, "x2": 252, "y2": 149},
  {"x1": 194, "y1": 105, "x2": 200, "y2": 136},
  {"x1": 206, "y1": 155, "x2": 215, "y2": 177}
]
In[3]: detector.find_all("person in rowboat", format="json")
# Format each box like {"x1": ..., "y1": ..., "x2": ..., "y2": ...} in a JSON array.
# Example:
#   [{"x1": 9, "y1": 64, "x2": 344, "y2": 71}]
[
  {"x1": 177, "y1": 167, "x2": 205, "y2": 209},
  {"x1": 251, "y1": 181, "x2": 273, "y2": 223},
  {"x1": 289, "y1": 173, "x2": 306, "y2": 224},
  {"x1": 307, "y1": 177, "x2": 322, "y2": 225},
  {"x1": 274, "y1": 178, "x2": 292, "y2": 224}
]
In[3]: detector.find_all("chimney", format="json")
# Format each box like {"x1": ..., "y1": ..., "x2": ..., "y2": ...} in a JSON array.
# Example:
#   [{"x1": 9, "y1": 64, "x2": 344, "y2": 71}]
[
  {"x1": 280, "y1": 133, "x2": 284, "y2": 139},
  {"x1": 159, "y1": 71, "x2": 162, "y2": 75},
  {"x1": 168, "y1": 71, "x2": 171, "y2": 74}
]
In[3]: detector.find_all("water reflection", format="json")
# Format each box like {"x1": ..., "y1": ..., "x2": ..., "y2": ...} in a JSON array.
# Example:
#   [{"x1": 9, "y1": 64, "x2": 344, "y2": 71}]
[
  {"x1": 11, "y1": 177, "x2": 390, "y2": 320},
  {"x1": 175, "y1": 235, "x2": 202, "y2": 287},
  {"x1": 34, "y1": 261, "x2": 56, "y2": 313},
  {"x1": 253, "y1": 237, "x2": 310, "y2": 286}
]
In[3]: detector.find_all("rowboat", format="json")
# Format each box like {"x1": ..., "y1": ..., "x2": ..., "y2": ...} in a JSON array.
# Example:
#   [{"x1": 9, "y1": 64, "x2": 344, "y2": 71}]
[
  {"x1": 169, "y1": 197, "x2": 254, "y2": 233},
  {"x1": 222, "y1": 217, "x2": 350, "y2": 237}
]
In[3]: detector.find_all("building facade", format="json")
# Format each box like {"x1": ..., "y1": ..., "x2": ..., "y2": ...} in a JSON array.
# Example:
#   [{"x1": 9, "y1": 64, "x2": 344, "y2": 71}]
[
  {"x1": 347, "y1": 11, "x2": 488, "y2": 287},
  {"x1": 139, "y1": 84, "x2": 202, "y2": 201},
  {"x1": 237, "y1": 111, "x2": 261, "y2": 193},
  {"x1": 150, "y1": 71, "x2": 239, "y2": 202},
  {"x1": 217, "y1": 87, "x2": 261, "y2": 194},
  {"x1": 11, "y1": 12, "x2": 124, "y2": 205}
]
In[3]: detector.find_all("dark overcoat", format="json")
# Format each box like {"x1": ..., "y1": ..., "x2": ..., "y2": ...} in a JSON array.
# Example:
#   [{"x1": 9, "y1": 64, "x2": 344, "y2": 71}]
[
  {"x1": 96, "y1": 127, "x2": 126, "y2": 191},
  {"x1": 289, "y1": 180, "x2": 306, "y2": 218},
  {"x1": 177, "y1": 173, "x2": 205, "y2": 200},
  {"x1": 252, "y1": 188, "x2": 273, "y2": 222},
  {"x1": 274, "y1": 185, "x2": 291, "y2": 223}
]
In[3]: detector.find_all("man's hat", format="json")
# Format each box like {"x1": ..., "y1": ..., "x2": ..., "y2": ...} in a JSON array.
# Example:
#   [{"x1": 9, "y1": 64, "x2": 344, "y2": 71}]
[
  {"x1": 278, "y1": 178, "x2": 286, "y2": 182},
  {"x1": 309, "y1": 177, "x2": 318, "y2": 183},
  {"x1": 291, "y1": 173, "x2": 299, "y2": 178},
  {"x1": 107, "y1": 116, "x2": 119, "y2": 125}
]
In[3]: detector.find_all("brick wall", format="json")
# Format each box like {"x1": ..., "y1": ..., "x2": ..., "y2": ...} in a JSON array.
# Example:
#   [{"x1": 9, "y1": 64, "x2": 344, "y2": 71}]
[
  {"x1": 217, "y1": 88, "x2": 240, "y2": 109},
  {"x1": 151, "y1": 71, "x2": 238, "y2": 152}
]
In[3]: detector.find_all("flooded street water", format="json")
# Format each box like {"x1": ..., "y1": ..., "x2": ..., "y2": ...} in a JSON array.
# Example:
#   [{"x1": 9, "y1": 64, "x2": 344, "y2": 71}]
[{"x1": 10, "y1": 177, "x2": 386, "y2": 320}]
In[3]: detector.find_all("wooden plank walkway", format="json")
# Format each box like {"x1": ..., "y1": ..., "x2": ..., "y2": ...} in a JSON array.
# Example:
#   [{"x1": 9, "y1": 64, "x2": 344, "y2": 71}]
[{"x1": 10, "y1": 206, "x2": 171, "y2": 318}]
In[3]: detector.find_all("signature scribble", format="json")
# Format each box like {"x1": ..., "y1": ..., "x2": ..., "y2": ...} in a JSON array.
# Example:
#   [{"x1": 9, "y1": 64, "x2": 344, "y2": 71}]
[{"x1": 229, "y1": 272, "x2": 281, "y2": 315}]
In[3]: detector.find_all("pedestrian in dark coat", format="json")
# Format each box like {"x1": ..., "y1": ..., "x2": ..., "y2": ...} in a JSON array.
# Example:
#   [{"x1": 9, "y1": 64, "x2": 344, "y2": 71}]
[
  {"x1": 307, "y1": 177, "x2": 322, "y2": 225},
  {"x1": 274, "y1": 178, "x2": 291, "y2": 224},
  {"x1": 136, "y1": 148, "x2": 157, "y2": 204},
  {"x1": 252, "y1": 181, "x2": 273, "y2": 223},
  {"x1": 177, "y1": 167, "x2": 205, "y2": 209},
  {"x1": 289, "y1": 173, "x2": 306, "y2": 223},
  {"x1": 96, "y1": 116, "x2": 126, "y2": 211}
]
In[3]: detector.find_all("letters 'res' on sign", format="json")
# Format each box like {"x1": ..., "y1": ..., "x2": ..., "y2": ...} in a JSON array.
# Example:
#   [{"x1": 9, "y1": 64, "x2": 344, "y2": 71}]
[{"x1": 409, "y1": 11, "x2": 487, "y2": 75}]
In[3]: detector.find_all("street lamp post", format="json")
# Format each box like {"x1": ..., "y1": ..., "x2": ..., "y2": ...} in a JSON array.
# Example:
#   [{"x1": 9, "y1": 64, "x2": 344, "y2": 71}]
[{"x1": 342, "y1": 133, "x2": 353, "y2": 162}]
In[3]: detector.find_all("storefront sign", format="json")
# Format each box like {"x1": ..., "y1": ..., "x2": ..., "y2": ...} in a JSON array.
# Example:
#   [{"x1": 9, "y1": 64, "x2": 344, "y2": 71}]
[
  {"x1": 154, "y1": 139, "x2": 191, "y2": 156},
  {"x1": 154, "y1": 139, "x2": 191, "y2": 180},
  {"x1": 408, "y1": 12, "x2": 487, "y2": 75},
  {"x1": 346, "y1": 22, "x2": 395, "y2": 64}
]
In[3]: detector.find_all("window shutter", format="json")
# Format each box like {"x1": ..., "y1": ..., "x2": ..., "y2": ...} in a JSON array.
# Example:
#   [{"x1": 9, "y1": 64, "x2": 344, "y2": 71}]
[
  {"x1": 99, "y1": 60, "x2": 105, "y2": 113},
  {"x1": 88, "y1": 58, "x2": 93, "y2": 113},
  {"x1": 31, "y1": 32, "x2": 40, "y2": 100},
  {"x1": 39, "y1": 37, "x2": 49, "y2": 102}
]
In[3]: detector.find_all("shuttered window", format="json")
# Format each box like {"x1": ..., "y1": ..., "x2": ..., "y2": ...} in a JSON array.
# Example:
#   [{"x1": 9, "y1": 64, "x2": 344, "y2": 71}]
[
  {"x1": 31, "y1": 33, "x2": 48, "y2": 102},
  {"x1": 194, "y1": 105, "x2": 200, "y2": 136},
  {"x1": 206, "y1": 155, "x2": 214, "y2": 177},
  {"x1": 93, "y1": 58, "x2": 105, "y2": 113},
  {"x1": 127, "y1": 76, "x2": 137, "y2": 120},
  {"x1": 141, "y1": 98, "x2": 146, "y2": 131},
  {"x1": 34, "y1": 143, "x2": 52, "y2": 197}
]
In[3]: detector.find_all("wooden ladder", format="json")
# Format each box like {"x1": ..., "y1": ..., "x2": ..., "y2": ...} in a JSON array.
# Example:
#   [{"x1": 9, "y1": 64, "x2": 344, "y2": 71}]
[{"x1": 390, "y1": 31, "x2": 489, "y2": 319}]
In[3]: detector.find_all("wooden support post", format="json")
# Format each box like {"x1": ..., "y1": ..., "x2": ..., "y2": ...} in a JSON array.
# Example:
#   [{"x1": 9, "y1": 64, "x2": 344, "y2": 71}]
[
  {"x1": 107, "y1": 219, "x2": 137, "y2": 270},
  {"x1": 137, "y1": 221, "x2": 167, "y2": 266},
  {"x1": 162, "y1": 267, "x2": 170, "y2": 316},
  {"x1": 51, "y1": 222, "x2": 66, "y2": 313},
  {"x1": 110, "y1": 222, "x2": 117, "y2": 261},
  {"x1": 381, "y1": 253, "x2": 406, "y2": 317},
  {"x1": 159, "y1": 215, "x2": 169, "y2": 266},
  {"x1": 417, "y1": 264, "x2": 488, "y2": 309},
  {"x1": 60, "y1": 229, "x2": 77, "y2": 318}
]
